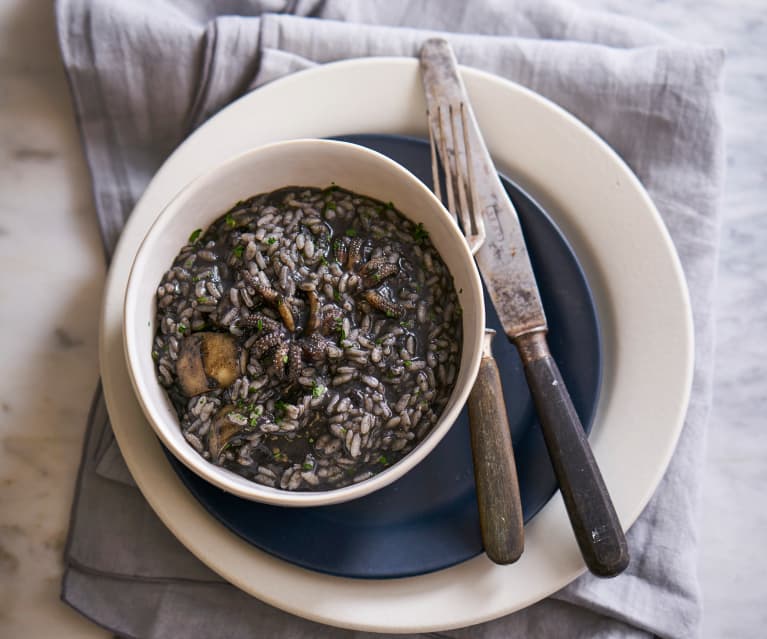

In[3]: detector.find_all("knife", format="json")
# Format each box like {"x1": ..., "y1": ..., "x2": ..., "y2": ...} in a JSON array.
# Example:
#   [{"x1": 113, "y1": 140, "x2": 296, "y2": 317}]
[{"x1": 420, "y1": 38, "x2": 630, "y2": 577}]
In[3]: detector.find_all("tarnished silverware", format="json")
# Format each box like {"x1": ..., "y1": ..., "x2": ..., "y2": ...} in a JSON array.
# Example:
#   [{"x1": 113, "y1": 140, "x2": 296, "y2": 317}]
[
  {"x1": 420, "y1": 37, "x2": 629, "y2": 577},
  {"x1": 425, "y1": 66, "x2": 523, "y2": 566},
  {"x1": 468, "y1": 328, "x2": 525, "y2": 564}
]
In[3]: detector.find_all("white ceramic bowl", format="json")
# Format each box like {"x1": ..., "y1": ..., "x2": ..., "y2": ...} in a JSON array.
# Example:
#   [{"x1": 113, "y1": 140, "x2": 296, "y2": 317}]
[{"x1": 123, "y1": 138, "x2": 484, "y2": 507}]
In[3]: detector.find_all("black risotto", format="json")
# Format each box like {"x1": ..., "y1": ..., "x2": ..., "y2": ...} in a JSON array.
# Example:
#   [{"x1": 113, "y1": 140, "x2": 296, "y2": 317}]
[{"x1": 153, "y1": 186, "x2": 463, "y2": 491}]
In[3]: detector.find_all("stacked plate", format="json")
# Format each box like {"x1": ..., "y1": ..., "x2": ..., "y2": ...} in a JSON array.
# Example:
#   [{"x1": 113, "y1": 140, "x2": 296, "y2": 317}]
[{"x1": 101, "y1": 58, "x2": 692, "y2": 633}]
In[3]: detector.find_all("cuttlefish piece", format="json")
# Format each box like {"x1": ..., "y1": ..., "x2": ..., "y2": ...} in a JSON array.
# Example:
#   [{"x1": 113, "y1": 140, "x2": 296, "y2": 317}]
[
  {"x1": 362, "y1": 290, "x2": 405, "y2": 319},
  {"x1": 243, "y1": 272, "x2": 279, "y2": 305},
  {"x1": 251, "y1": 331, "x2": 283, "y2": 359},
  {"x1": 241, "y1": 271, "x2": 296, "y2": 333},
  {"x1": 333, "y1": 238, "x2": 348, "y2": 265},
  {"x1": 320, "y1": 305, "x2": 343, "y2": 337},
  {"x1": 359, "y1": 258, "x2": 398, "y2": 289},
  {"x1": 176, "y1": 332, "x2": 240, "y2": 397},
  {"x1": 272, "y1": 340, "x2": 289, "y2": 379},
  {"x1": 288, "y1": 342, "x2": 303, "y2": 381},
  {"x1": 305, "y1": 289, "x2": 321, "y2": 336},
  {"x1": 240, "y1": 311, "x2": 282, "y2": 333},
  {"x1": 346, "y1": 237, "x2": 364, "y2": 270},
  {"x1": 276, "y1": 297, "x2": 296, "y2": 333}
]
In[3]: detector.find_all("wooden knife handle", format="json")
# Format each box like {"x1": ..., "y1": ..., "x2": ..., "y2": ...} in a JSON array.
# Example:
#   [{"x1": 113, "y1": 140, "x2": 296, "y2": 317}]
[
  {"x1": 515, "y1": 331, "x2": 629, "y2": 577},
  {"x1": 468, "y1": 331, "x2": 524, "y2": 564}
]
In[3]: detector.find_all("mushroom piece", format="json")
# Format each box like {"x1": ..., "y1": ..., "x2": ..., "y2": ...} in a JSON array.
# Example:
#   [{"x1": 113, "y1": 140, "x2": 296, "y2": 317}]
[
  {"x1": 208, "y1": 405, "x2": 244, "y2": 459},
  {"x1": 176, "y1": 332, "x2": 240, "y2": 397}
]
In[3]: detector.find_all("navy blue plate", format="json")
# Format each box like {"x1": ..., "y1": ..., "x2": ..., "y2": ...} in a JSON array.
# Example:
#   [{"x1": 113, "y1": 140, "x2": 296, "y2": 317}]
[{"x1": 163, "y1": 134, "x2": 601, "y2": 579}]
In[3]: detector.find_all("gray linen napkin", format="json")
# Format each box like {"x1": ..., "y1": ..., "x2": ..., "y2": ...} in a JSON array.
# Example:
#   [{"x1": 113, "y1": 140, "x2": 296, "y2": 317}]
[{"x1": 56, "y1": 1, "x2": 725, "y2": 637}]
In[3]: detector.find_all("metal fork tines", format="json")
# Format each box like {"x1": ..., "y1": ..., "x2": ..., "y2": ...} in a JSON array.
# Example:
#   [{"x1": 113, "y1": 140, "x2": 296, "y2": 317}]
[
  {"x1": 427, "y1": 102, "x2": 486, "y2": 255},
  {"x1": 426, "y1": 99, "x2": 524, "y2": 565}
]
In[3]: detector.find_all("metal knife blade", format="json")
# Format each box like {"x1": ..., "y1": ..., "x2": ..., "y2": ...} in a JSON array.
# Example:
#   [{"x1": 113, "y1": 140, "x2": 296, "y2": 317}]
[{"x1": 420, "y1": 38, "x2": 547, "y2": 340}]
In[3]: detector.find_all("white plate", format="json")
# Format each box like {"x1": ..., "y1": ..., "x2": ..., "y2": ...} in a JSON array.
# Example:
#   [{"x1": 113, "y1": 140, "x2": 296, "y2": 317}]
[{"x1": 100, "y1": 58, "x2": 693, "y2": 633}]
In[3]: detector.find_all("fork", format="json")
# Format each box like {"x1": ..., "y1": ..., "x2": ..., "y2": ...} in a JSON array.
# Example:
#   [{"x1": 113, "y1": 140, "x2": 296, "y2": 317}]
[{"x1": 428, "y1": 104, "x2": 525, "y2": 565}]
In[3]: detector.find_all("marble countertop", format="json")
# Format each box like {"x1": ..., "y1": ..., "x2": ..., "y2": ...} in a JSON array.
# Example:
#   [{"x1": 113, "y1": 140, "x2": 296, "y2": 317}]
[{"x1": 0, "y1": 1, "x2": 763, "y2": 637}]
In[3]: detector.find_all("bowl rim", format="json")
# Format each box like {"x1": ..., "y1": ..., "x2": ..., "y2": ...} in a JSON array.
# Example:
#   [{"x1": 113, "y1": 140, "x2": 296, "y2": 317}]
[{"x1": 123, "y1": 137, "x2": 485, "y2": 507}]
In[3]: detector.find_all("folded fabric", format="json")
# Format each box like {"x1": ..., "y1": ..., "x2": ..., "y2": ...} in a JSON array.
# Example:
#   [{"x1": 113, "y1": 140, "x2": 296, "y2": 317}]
[{"x1": 56, "y1": 1, "x2": 724, "y2": 637}]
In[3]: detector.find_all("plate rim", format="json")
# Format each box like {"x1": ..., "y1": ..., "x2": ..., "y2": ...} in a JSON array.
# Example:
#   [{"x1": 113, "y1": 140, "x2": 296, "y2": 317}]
[{"x1": 99, "y1": 57, "x2": 694, "y2": 632}]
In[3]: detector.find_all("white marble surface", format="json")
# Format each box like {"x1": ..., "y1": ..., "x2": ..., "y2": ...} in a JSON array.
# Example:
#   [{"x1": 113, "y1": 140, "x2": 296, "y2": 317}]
[{"x1": 0, "y1": 1, "x2": 763, "y2": 638}]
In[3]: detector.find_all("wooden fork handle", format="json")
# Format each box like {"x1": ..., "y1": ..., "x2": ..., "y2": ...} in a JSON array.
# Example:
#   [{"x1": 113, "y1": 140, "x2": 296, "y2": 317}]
[
  {"x1": 468, "y1": 332, "x2": 524, "y2": 564},
  {"x1": 515, "y1": 330, "x2": 630, "y2": 577}
]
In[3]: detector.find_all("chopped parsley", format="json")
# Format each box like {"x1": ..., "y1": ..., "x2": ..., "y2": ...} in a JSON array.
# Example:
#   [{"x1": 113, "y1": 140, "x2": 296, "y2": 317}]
[
  {"x1": 177, "y1": 323, "x2": 187, "y2": 334},
  {"x1": 256, "y1": 318, "x2": 263, "y2": 332},
  {"x1": 335, "y1": 317, "x2": 346, "y2": 340},
  {"x1": 311, "y1": 382, "x2": 326, "y2": 398},
  {"x1": 412, "y1": 223, "x2": 429, "y2": 244},
  {"x1": 320, "y1": 256, "x2": 329, "y2": 266},
  {"x1": 334, "y1": 290, "x2": 342, "y2": 303},
  {"x1": 267, "y1": 237, "x2": 277, "y2": 245},
  {"x1": 377, "y1": 455, "x2": 388, "y2": 465},
  {"x1": 403, "y1": 360, "x2": 412, "y2": 368},
  {"x1": 345, "y1": 228, "x2": 357, "y2": 237},
  {"x1": 282, "y1": 354, "x2": 289, "y2": 364},
  {"x1": 225, "y1": 213, "x2": 236, "y2": 228},
  {"x1": 232, "y1": 245, "x2": 245, "y2": 258},
  {"x1": 302, "y1": 461, "x2": 314, "y2": 471},
  {"x1": 324, "y1": 200, "x2": 337, "y2": 212},
  {"x1": 188, "y1": 228, "x2": 203, "y2": 244},
  {"x1": 196, "y1": 296, "x2": 209, "y2": 304}
]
